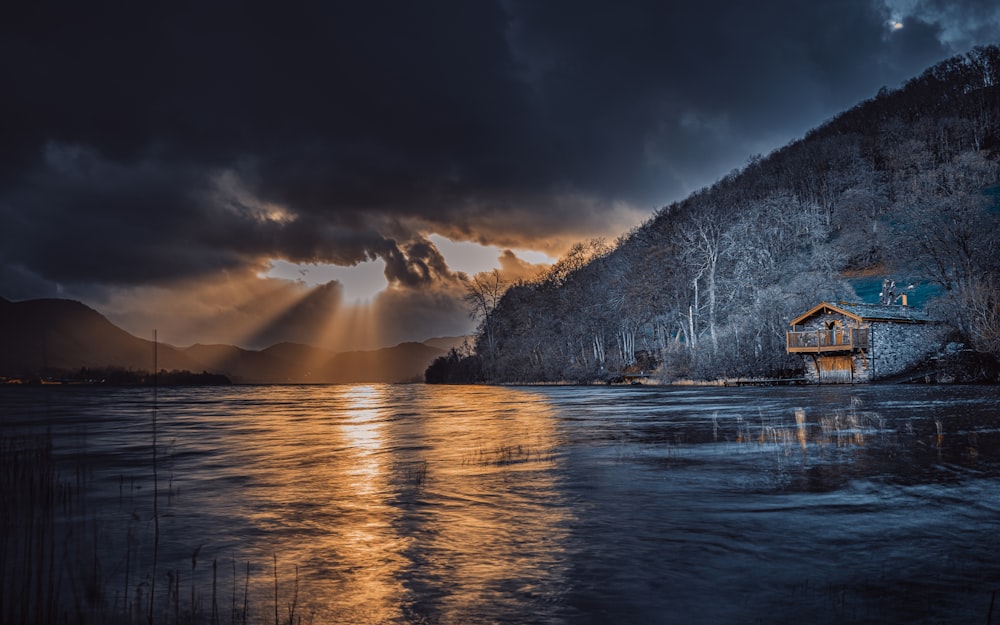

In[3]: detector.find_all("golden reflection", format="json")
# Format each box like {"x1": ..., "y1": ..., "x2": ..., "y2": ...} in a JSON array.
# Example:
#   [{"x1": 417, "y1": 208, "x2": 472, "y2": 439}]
[
  {"x1": 233, "y1": 385, "x2": 407, "y2": 623},
  {"x1": 341, "y1": 385, "x2": 386, "y2": 496},
  {"x1": 794, "y1": 408, "x2": 807, "y2": 451},
  {"x1": 412, "y1": 386, "x2": 570, "y2": 624},
  {"x1": 329, "y1": 384, "x2": 408, "y2": 622},
  {"x1": 230, "y1": 385, "x2": 571, "y2": 624},
  {"x1": 733, "y1": 398, "x2": 912, "y2": 452}
]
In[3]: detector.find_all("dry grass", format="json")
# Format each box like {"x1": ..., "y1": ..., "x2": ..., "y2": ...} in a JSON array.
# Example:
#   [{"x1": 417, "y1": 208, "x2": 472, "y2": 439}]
[{"x1": 0, "y1": 431, "x2": 309, "y2": 625}]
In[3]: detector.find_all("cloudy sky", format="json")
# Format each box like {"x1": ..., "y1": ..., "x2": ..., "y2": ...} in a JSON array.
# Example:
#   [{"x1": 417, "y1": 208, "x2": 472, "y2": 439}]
[{"x1": 2, "y1": 0, "x2": 998, "y2": 351}]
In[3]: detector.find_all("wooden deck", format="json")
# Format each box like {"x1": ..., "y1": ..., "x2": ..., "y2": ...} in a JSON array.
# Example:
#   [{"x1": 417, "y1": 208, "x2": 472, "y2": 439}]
[{"x1": 786, "y1": 328, "x2": 869, "y2": 353}]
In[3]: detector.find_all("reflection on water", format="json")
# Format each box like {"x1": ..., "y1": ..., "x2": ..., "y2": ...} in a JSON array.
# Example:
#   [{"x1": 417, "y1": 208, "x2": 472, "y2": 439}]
[
  {"x1": 144, "y1": 384, "x2": 569, "y2": 624},
  {"x1": 2, "y1": 383, "x2": 1000, "y2": 624}
]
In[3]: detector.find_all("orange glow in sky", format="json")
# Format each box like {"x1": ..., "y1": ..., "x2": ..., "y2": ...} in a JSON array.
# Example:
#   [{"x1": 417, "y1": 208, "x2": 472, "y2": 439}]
[
  {"x1": 261, "y1": 237, "x2": 556, "y2": 303},
  {"x1": 263, "y1": 258, "x2": 389, "y2": 302}
]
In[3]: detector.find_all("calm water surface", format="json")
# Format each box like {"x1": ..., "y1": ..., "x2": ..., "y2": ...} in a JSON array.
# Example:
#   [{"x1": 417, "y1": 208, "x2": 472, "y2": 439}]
[{"x1": 3, "y1": 383, "x2": 1000, "y2": 624}]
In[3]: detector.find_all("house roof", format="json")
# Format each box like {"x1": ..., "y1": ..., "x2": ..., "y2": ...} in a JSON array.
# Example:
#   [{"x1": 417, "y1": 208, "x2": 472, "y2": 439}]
[{"x1": 789, "y1": 301, "x2": 933, "y2": 326}]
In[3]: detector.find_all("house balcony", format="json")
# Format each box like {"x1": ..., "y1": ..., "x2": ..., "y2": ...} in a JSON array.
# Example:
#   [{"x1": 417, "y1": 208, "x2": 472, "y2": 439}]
[{"x1": 786, "y1": 328, "x2": 869, "y2": 353}]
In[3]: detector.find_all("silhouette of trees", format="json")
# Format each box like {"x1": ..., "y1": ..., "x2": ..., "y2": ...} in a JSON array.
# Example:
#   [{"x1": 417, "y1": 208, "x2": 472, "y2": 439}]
[{"x1": 424, "y1": 347, "x2": 483, "y2": 384}]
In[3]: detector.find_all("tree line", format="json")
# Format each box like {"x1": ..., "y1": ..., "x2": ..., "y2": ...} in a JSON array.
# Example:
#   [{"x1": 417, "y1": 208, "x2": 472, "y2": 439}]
[
  {"x1": 429, "y1": 45, "x2": 1000, "y2": 384},
  {"x1": 3, "y1": 367, "x2": 233, "y2": 385}
]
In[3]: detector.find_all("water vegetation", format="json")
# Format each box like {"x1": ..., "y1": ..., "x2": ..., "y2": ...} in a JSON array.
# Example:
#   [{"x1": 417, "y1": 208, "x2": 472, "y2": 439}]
[{"x1": 0, "y1": 431, "x2": 308, "y2": 625}]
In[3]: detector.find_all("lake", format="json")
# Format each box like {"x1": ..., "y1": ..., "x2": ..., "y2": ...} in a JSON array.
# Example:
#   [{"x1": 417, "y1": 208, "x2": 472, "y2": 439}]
[{"x1": 2, "y1": 383, "x2": 1000, "y2": 624}]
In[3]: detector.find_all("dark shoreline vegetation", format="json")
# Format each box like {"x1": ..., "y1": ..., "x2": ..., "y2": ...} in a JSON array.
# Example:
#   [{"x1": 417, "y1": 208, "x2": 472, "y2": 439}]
[
  {"x1": 428, "y1": 45, "x2": 1000, "y2": 386},
  {"x1": 2, "y1": 368, "x2": 232, "y2": 386},
  {"x1": 425, "y1": 341, "x2": 1000, "y2": 386}
]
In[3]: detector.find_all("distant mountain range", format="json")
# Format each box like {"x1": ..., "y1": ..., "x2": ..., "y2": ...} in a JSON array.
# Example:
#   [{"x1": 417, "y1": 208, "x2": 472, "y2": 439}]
[{"x1": 0, "y1": 296, "x2": 465, "y2": 384}]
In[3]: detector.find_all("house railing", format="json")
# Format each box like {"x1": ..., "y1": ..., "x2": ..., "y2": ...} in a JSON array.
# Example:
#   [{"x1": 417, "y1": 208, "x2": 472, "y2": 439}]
[{"x1": 786, "y1": 328, "x2": 869, "y2": 353}]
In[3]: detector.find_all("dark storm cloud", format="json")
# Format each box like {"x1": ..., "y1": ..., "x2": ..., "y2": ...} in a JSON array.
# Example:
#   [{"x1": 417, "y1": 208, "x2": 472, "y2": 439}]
[
  {"x1": 381, "y1": 238, "x2": 455, "y2": 288},
  {"x1": 1, "y1": 0, "x2": 996, "y2": 303},
  {"x1": 886, "y1": 0, "x2": 1000, "y2": 51}
]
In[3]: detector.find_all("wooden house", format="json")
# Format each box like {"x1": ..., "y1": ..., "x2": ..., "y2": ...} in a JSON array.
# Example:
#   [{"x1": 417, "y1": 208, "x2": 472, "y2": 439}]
[{"x1": 786, "y1": 301, "x2": 947, "y2": 383}]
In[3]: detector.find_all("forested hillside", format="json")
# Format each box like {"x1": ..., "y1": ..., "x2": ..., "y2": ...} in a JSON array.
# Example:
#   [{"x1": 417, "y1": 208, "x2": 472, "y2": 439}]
[{"x1": 461, "y1": 45, "x2": 1000, "y2": 384}]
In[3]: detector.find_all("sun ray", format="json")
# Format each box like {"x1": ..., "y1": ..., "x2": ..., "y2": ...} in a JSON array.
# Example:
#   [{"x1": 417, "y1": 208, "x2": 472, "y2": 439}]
[
  {"x1": 261, "y1": 259, "x2": 388, "y2": 303},
  {"x1": 313, "y1": 299, "x2": 384, "y2": 355},
  {"x1": 103, "y1": 269, "x2": 321, "y2": 352}
]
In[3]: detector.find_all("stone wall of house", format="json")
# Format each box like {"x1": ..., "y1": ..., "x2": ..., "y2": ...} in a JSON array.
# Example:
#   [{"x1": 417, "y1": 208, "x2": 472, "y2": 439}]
[
  {"x1": 851, "y1": 351, "x2": 873, "y2": 383},
  {"x1": 801, "y1": 357, "x2": 820, "y2": 383},
  {"x1": 793, "y1": 311, "x2": 949, "y2": 383},
  {"x1": 868, "y1": 321, "x2": 950, "y2": 380}
]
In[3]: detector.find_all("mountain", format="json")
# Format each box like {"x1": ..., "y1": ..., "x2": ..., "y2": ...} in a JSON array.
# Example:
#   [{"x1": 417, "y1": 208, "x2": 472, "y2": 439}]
[
  {"x1": 464, "y1": 45, "x2": 1000, "y2": 384},
  {"x1": 0, "y1": 297, "x2": 204, "y2": 375},
  {"x1": 422, "y1": 336, "x2": 473, "y2": 352},
  {"x1": 260, "y1": 341, "x2": 336, "y2": 364},
  {"x1": 0, "y1": 297, "x2": 445, "y2": 384},
  {"x1": 318, "y1": 342, "x2": 446, "y2": 383},
  {"x1": 177, "y1": 341, "x2": 445, "y2": 384},
  {"x1": 259, "y1": 342, "x2": 337, "y2": 382},
  {"x1": 182, "y1": 344, "x2": 292, "y2": 384}
]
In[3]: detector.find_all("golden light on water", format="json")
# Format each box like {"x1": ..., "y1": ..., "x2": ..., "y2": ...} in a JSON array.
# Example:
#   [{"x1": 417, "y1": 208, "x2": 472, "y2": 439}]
[
  {"x1": 340, "y1": 385, "x2": 387, "y2": 495},
  {"x1": 12, "y1": 377, "x2": 996, "y2": 625},
  {"x1": 230, "y1": 385, "x2": 408, "y2": 622},
  {"x1": 326, "y1": 384, "x2": 408, "y2": 622},
  {"x1": 406, "y1": 387, "x2": 570, "y2": 623},
  {"x1": 226, "y1": 385, "x2": 571, "y2": 623},
  {"x1": 12, "y1": 383, "x2": 999, "y2": 624}
]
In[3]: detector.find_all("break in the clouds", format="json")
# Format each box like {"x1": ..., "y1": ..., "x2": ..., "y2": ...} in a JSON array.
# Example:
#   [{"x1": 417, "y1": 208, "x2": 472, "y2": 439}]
[{"x1": 1, "y1": 0, "x2": 997, "y2": 349}]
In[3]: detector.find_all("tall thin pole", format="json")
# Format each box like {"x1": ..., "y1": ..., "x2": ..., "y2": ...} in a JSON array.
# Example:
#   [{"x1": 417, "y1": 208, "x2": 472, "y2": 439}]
[{"x1": 149, "y1": 330, "x2": 160, "y2": 624}]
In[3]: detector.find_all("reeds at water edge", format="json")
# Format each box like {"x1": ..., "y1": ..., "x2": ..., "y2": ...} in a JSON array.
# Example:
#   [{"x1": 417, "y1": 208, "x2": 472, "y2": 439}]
[
  {"x1": 1, "y1": 433, "x2": 62, "y2": 625},
  {"x1": 0, "y1": 429, "x2": 310, "y2": 625}
]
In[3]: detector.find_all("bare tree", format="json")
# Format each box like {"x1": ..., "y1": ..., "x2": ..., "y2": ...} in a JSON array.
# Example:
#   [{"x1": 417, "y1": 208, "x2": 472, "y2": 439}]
[
  {"x1": 464, "y1": 269, "x2": 507, "y2": 375},
  {"x1": 676, "y1": 216, "x2": 725, "y2": 353},
  {"x1": 892, "y1": 151, "x2": 999, "y2": 352}
]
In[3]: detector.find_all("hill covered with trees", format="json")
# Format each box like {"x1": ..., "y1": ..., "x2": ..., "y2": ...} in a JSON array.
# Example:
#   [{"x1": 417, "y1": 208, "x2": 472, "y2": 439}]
[{"x1": 445, "y1": 45, "x2": 1000, "y2": 384}]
